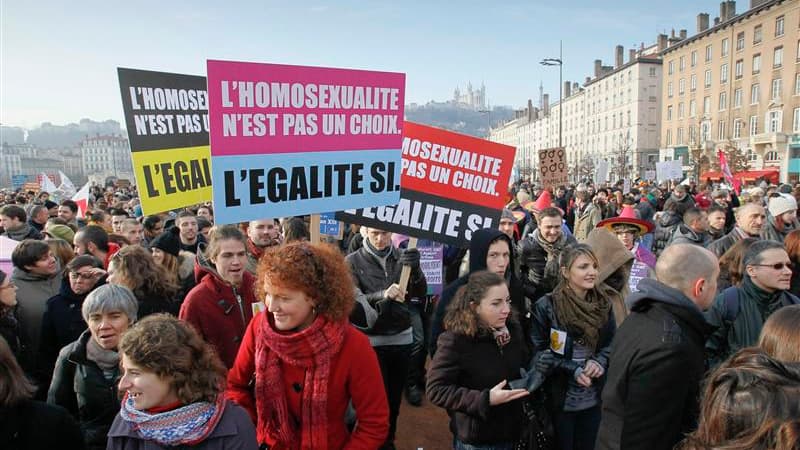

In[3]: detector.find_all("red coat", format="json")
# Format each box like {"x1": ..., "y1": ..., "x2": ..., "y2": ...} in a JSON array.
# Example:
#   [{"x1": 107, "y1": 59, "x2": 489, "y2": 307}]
[
  {"x1": 179, "y1": 259, "x2": 258, "y2": 369},
  {"x1": 226, "y1": 313, "x2": 389, "y2": 450}
]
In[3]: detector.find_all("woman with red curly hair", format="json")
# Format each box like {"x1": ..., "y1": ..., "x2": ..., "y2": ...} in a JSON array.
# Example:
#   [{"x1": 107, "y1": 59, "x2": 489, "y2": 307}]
[{"x1": 227, "y1": 242, "x2": 389, "y2": 450}]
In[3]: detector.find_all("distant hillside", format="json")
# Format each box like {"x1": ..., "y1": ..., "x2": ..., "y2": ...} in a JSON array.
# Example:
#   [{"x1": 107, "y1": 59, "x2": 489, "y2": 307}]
[
  {"x1": 405, "y1": 102, "x2": 515, "y2": 138},
  {"x1": 26, "y1": 119, "x2": 122, "y2": 148}
]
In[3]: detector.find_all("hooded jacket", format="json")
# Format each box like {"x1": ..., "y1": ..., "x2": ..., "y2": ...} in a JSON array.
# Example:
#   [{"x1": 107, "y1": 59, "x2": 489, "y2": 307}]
[
  {"x1": 652, "y1": 211, "x2": 682, "y2": 257},
  {"x1": 596, "y1": 278, "x2": 713, "y2": 450},
  {"x1": 704, "y1": 275, "x2": 800, "y2": 369},
  {"x1": 586, "y1": 228, "x2": 634, "y2": 326},
  {"x1": 179, "y1": 248, "x2": 258, "y2": 369},
  {"x1": 573, "y1": 203, "x2": 603, "y2": 242},
  {"x1": 669, "y1": 223, "x2": 711, "y2": 247},
  {"x1": 430, "y1": 228, "x2": 528, "y2": 356}
]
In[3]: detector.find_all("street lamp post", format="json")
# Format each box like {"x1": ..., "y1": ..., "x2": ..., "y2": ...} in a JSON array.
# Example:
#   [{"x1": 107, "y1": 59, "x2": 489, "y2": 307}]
[{"x1": 541, "y1": 40, "x2": 563, "y2": 149}]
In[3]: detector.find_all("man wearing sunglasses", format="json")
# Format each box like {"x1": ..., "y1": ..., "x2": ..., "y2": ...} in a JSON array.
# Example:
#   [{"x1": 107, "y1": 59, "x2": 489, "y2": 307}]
[{"x1": 705, "y1": 240, "x2": 800, "y2": 368}]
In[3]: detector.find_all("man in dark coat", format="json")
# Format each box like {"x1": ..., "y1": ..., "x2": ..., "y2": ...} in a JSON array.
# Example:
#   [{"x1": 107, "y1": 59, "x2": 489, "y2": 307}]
[
  {"x1": 668, "y1": 207, "x2": 711, "y2": 247},
  {"x1": 596, "y1": 244, "x2": 718, "y2": 450},
  {"x1": 517, "y1": 207, "x2": 577, "y2": 303},
  {"x1": 707, "y1": 202, "x2": 765, "y2": 258},
  {"x1": 0, "y1": 205, "x2": 43, "y2": 241}
]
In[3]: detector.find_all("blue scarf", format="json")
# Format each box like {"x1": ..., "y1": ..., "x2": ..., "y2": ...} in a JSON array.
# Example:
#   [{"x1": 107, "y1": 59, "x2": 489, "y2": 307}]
[{"x1": 119, "y1": 393, "x2": 225, "y2": 446}]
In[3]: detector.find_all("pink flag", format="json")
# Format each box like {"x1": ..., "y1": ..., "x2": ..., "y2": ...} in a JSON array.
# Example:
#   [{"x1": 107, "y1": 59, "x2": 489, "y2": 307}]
[{"x1": 718, "y1": 149, "x2": 741, "y2": 194}]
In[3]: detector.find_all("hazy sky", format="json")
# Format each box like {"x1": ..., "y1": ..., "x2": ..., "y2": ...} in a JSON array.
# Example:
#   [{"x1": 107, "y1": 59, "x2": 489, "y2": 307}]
[{"x1": 2, "y1": 0, "x2": 719, "y2": 129}]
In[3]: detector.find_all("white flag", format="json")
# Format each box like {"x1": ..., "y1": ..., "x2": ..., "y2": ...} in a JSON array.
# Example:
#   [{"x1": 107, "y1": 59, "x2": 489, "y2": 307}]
[
  {"x1": 72, "y1": 181, "x2": 92, "y2": 219},
  {"x1": 57, "y1": 171, "x2": 77, "y2": 198},
  {"x1": 39, "y1": 172, "x2": 59, "y2": 194}
]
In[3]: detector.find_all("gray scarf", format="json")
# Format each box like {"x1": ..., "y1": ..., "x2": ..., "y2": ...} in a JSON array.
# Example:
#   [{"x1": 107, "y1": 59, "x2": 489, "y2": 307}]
[{"x1": 86, "y1": 336, "x2": 120, "y2": 372}]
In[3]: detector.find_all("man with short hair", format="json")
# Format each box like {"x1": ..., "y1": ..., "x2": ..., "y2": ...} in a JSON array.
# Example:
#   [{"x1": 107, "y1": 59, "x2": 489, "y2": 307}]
[
  {"x1": 57, "y1": 200, "x2": 80, "y2": 226},
  {"x1": 346, "y1": 226, "x2": 426, "y2": 450},
  {"x1": 596, "y1": 244, "x2": 718, "y2": 450},
  {"x1": 518, "y1": 207, "x2": 577, "y2": 302},
  {"x1": 712, "y1": 188, "x2": 737, "y2": 233},
  {"x1": 10, "y1": 239, "x2": 62, "y2": 396},
  {"x1": 120, "y1": 218, "x2": 143, "y2": 246},
  {"x1": 141, "y1": 214, "x2": 164, "y2": 246},
  {"x1": 73, "y1": 225, "x2": 120, "y2": 269},
  {"x1": 707, "y1": 204, "x2": 727, "y2": 242},
  {"x1": 28, "y1": 204, "x2": 49, "y2": 232},
  {"x1": 707, "y1": 203, "x2": 766, "y2": 258},
  {"x1": 1, "y1": 205, "x2": 43, "y2": 241},
  {"x1": 498, "y1": 208, "x2": 516, "y2": 241},
  {"x1": 669, "y1": 207, "x2": 710, "y2": 247},
  {"x1": 663, "y1": 184, "x2": 696, "y2": 211},
  {"x1": 245, "y1": 218, "x2": 283, "y2": 274},
  {"x1": 705, "y1": 240, "x2": 800, "y2": 368},
  {"x1": 109, "y1": 208, "x2": 129, "y2": 234},
  {"x1": 175, "y1": 211, "x2": 205, "y2": 254}
]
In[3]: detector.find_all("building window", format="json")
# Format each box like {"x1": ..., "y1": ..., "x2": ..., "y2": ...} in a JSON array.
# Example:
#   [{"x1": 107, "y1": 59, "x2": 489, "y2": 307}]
[
  {"x1": 649, "y1": 67, "x2": 656, "y2": 76},
  {"x1": 691, "y1": 50, "x2": 698, "y2": 67},
  {"x1": 719, "y1": 91, "x2": 727, "y2": 110},
  {"x1": 668, "y1": 81, "x2": 673, "y2": 97},
  {"x1": 722, "y1": 38, "x2": 729, "y2": 57},
  {"x1": 668, "y1": 60, "x2": 674, "y2": 75},
  {"x1": 772, "y1": 78, "x2": 782, "y2": 99},
  {"x1": 734, "y1": 119, "x2": 743, "y2": 138},
  {"x1": 679, "y1": 56, "x2": 686, "y2": 71},
  {"x1": 795, "y1": 73, "x2": 800, "y2": 95},
  {"x1": 737, "y1": 31, "x2": 745, "y2": 51},
  {"x1": 677, "y1": 127, "x2": 684, "y2": 144},
  {"x1": 678, "y1": 102, "x2": 685, "y2": 119},
  {"x1": 747, "y1": 149, "x2": 758, "y2": 161},
  {"x1": 776, "y1": 15, "x2": 784, "y2": 37},
  {"x1": 774, "y1": 46, "x2": 783, "y2": 68},
  {"x1": 768, "y1": 110, "x2": 782, "y2": 133},
  {"x1": 691, "y1": 74, "x2": 697, "y2": 91},
  {"x1": 721, "y1": 64, "x2": 729, "y2": 83},
  {"x1": 679, "y1": 78, "x2": 685, "y2": 95},
  {"x1": 703, "y1": 96, "x2": 711, "y2": 114},
  {"x1": 734, "y1": 88, "x2": 743, "y2": 107},
  {"x1": 794, "y1": 108, "x2": 800, "y2": 132},
  {"x1": 705, "y1": 70, "x2": 712, "y2": 87},
  {"x1": 667, "y1": 105, "x2": 673, "y2": 120},
  {"x1": 735, "y1": 59, "x2": 744, "y2": 79},
  {"x1": 706, "y1": 44, "x2": 713, "y2": 62},
  {"x1": 765, "y1": 151, "x2": 779, "y2": 162},
  {"x1": 750, "y1": 115, "x2": 758, "y2": 135},
  {"x1": 701, "y1": 121, "x2": 711, "y2": 142},
  {"x1": 690, "y1": 99, "x2": 697, "y2": 117},
  {"x1": 689, "y1": 125, "x2": 697, "y2": 145},
  {"x1": 754, "y1": 24, "x2": 763, "y2": 44},
  {"x1": 751, "y1": 83, "x2": 760, "y2": 104},
  {"x1": 666, "y1": 129, "x2": 672, "y2": 146},
  {"x1": 753, "y1": 53, "x2": 761, "y2": 73},
  {"x1": 718, "y1": 121, "x2": 726, "y2": 140}
]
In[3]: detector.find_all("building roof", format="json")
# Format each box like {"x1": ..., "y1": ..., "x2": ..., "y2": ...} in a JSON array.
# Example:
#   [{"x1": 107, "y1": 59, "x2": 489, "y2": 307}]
[
  {"x1": 661, "y1": 0, "x2": 785, "y2": 56},
  {"x1": 584, "y1": 57, "x2": 663, "y2": 87}
]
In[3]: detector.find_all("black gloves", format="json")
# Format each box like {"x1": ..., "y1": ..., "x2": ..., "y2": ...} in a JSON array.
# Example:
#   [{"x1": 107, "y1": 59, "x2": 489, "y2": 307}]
[
  {"x1": 398, "y1": 248, "x2": 421, "y2": 269},
  {"x1": 535, "y1": 351, "x2": 559, "y2": 376}
]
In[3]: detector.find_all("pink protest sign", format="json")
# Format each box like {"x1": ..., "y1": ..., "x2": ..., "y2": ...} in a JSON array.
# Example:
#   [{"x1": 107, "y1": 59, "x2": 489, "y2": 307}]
[{"x1": 207, "y1": 60, "x2": 405, "y2": 156}]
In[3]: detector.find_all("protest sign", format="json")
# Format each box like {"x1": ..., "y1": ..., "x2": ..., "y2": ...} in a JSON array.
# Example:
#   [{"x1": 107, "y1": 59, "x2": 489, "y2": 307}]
[
  {"x1": 11, "y1": 175, "x2": 27, "y2": 190},
  {"x1": 206, "y1": 60, "x2": 406, "y2": 224},
  {"x1": 656, "y1": 160, "x2": 683, "y2": 182},
  {"x1": 538, "y1": 147, "x2": 568, "y2": 189},
  {"x1": 623, "y1": 179, "x2": 631, "y2": 194},
  {"x1": 318, "y1": 212, "x2": 342, "y2": 238},
  {"x1": 645, "y1": 170, "x2": 656, "y2": 181},
  {"x1": 595, "y1": 160, "x2": 609, "y2": 184},
  {"x1": 336, "y1": 122, "x2": 516, "y2": 248},
  {"x1": 419, "y1": 240, "x2": 444, "y2": 295},
  {"x1": 118, "y1": 68, "x2": 211, "y2": 215}
]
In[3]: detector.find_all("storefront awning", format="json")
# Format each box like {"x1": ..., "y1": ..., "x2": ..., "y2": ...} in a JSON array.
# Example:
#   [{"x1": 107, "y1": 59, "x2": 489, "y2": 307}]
[{"x1": 699, "y1": 169, "x2": 779, "y2": 184}]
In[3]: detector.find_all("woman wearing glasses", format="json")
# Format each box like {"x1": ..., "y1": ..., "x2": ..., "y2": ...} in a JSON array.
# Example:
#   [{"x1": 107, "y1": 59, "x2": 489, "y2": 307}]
[{"x1": 705, "y1": 240, "x2": 800, "y2": 369}]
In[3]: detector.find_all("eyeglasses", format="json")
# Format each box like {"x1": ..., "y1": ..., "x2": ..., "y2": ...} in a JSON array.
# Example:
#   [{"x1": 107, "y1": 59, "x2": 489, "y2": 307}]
[
  {"x1": 69, "y1": 271, "x2": 97, "y2": 280},
  {"x1": 751, "y1": 262, "x2": 793, "y2": 271}
]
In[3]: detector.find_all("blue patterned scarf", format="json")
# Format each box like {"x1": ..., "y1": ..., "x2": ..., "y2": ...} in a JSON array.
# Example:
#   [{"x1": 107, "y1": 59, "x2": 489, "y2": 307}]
[{"x1": 119, "y1": 392, "x2": 225, "y2": 446}]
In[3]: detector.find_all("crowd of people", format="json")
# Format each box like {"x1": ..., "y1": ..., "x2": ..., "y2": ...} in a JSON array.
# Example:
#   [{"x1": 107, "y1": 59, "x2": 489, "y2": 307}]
[{"x1": 0, "y1": 177, "x2": 799, "y2": 450}]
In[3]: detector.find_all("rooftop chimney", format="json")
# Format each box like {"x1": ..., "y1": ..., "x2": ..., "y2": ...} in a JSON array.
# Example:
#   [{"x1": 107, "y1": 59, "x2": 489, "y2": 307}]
[
  {"x1": 714, "y1": 16, "x2": 721, "y2": 26},
  {"x1": 573, "y1": 82, "x2": 579, "y2": 92},
  {"x1": 527, "y1": 99, "x2": 533, "y2": 121},
  {"x1": 564, "y1": 81, "x2": 571, "y2": 98},
  {"x1": 594, "y1": 59, "x2": 602, "y2": 78},
  {"x1": 720, "y1": 2, "x2": 728, "y2": 21},
  {"x1": 585, "y1": 76, "x2": 591, "y2": 85},
  {"x1": 615, "y1": 45, "x2": 624, "y2": 68},
  {"x1": 697, "y1": 13, "x2": 710, "y2": 32},
  {"x1": 629, "y1": 49, "x2": 637, "y2": 62},
  {"x1": 726, "y1": 1, "x2": 736, "y2": 20},
  {"x1": 657, "y1": 34, "x2": 668, "y2": 52},
  {"x1": 679, "y1": 29, "x2": 687, "y2": 39},
  {"x1": 543, "y1": 94, "x2": 550, "y2": 115}
]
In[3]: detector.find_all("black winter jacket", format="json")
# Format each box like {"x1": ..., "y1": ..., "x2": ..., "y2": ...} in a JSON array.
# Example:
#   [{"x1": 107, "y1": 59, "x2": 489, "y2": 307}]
[
  {"x1": 47, "y1": 331, "x2": 121, "y2": 450},
  {"x1": 653, "y1": 211, "x2": 682, "y2": 257},
  {"x1": 346, "y1": 244, "x2": 427, "y2": 336},
  {"x1": 596, "y1": 278, "x2": 712, "y2": 450},
  {"x1": 0, "y1": 400, "x2": 84, "y2": 450},
  {"x1": 707, "y1": 227, "x2": 749, "y2": 258},
  {"x1": 531, "y1": 294, "x2": 615, "y2": 419},
  {"x1": 517, "y1": 232, "x2": 577, "y2": 303},
  {"x1": 427, "y1": 321, "x2": 531, "y2": 446}
]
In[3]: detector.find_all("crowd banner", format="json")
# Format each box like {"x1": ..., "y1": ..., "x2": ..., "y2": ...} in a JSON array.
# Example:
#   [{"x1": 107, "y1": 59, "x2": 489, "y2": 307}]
[
  {"x1": 206, "y1": 60, "x2": 406, "y2": 224},
  {"x1": 117, "y1": 68, "x2": 211, "y2": 215},
  {"x1": 336, "y1": 121, "x2": 516, "y2": 248},
  {"x1": 538, "y1": 147, "x2": 568, "y2": 190}
]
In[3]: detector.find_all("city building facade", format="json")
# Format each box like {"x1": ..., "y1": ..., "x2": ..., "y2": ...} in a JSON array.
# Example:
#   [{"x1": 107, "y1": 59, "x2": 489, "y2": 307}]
[{"x1": 80, "y1": 134, "x2": 133, "y2": 179}]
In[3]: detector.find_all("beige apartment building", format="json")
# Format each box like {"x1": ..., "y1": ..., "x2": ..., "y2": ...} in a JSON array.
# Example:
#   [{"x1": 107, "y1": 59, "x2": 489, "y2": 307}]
[{"x1": 661, "y1": 0, "x2": 800, "y2": 183}]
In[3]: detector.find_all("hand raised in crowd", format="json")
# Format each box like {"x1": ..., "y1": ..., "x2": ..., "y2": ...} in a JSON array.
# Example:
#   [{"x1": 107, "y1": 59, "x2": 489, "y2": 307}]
[
  {"x1": 385, "y1": 283, "x2": 406, "y2": 302},
  {"x1": 489, "y1": 380, "x2": 529, "y2": 406},
  {"x1": 398, "y1": 248, "x2": 421, "y2": 269},
  {"x1": 583, "y1": 359, "x2": 604, "y2": 379}
]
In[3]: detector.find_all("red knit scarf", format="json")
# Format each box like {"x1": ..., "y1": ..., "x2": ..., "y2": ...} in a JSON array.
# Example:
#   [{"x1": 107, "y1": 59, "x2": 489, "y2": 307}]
[
  {"x1": 255, "y1": 315, "x2": 346, "y2": 450},
  {"x1": 246, "y1": 238, "x2": 265, "y2": 260}
]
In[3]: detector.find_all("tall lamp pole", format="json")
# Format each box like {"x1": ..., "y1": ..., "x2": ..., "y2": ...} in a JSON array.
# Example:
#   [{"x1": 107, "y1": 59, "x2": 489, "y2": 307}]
[{"x1": 541, "y1": 40, "x2": 563, "y2": 149}]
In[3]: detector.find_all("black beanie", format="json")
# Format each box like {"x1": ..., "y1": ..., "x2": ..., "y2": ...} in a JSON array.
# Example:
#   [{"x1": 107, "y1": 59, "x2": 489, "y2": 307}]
[{"x1": 149, "y1": 227, "x2": 181, "y2": 258}]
